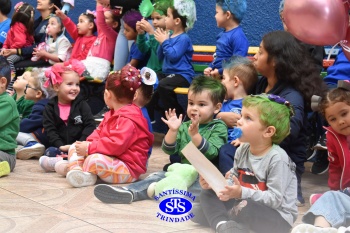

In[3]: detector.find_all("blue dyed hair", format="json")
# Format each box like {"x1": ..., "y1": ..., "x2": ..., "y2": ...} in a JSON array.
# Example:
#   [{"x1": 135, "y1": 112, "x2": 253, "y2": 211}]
[
  {"x1": 0, "y1": 56, "x2": 11, "y2": 88},
  {"x1": 279, "y1": 0, "x2": 284, "y2": 14},
  {"x1": 216, "y1": 0, "x2": 247, "y2": 23}
]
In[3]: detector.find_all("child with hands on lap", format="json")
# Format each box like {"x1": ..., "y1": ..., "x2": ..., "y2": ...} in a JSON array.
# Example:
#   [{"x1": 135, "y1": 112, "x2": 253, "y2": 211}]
[
  {"x1": 193, "y1": 94, "x2": 298, "y2": 233},
  {"x1": 39, "y1": 60, "x2": 96, "y2": 173}
]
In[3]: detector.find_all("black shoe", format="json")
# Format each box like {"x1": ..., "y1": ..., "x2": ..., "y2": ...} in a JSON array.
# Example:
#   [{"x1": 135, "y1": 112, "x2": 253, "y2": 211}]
[
  {"x1": 311, "y1": 150, "x2": 329, "y2": 175},
  {"x1": 313, "y1": 134, "x2": 327, "y2": 150}
]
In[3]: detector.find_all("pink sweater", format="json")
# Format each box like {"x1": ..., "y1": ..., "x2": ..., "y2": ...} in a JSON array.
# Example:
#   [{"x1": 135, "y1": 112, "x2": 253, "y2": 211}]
[{"x1": 88, "y1": 5, "x2": 118, "y2": 62}]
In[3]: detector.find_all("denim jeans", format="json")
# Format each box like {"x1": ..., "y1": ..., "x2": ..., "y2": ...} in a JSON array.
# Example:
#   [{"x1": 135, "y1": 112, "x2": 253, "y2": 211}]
[
  {"x1": 303, "y1": 191, "x2": 350, "y2": 228},
  {"x1": 127, "y1": 171, "x2": 202, "y2": 202}
]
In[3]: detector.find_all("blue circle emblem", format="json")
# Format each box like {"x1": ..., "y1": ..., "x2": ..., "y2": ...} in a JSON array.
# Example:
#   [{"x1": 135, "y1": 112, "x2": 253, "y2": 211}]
[{"x1": 159, "y1": 197, "x2": 192, "y2": 215}]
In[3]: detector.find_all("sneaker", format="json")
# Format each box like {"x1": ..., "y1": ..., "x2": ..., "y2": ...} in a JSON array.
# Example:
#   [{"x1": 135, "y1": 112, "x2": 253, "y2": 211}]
[
  {"x1": 39, "y1": 156, "x2": 63, "y2": 172},
  {"x1": 291, "y1": 224, "x2": 337, "y2": 233},
  {"x1": 94, "y1": 184, "x2": 133, "y2": 204},
  {"x1": 313, "y1": 134, "x2": 327, "y2": 150},
  {"x1": 309, "y1": 193, "x2": 323, "y2": 206},
  {"x1": 0, "y1": 161, "x2": 10, "y2": 177},
  {"x1": 66, "y1": 170, "x2": 97, "y2": 188},
  {"x1": 311, "y1": 150, "x2": 329, "y2": 175},
  {"x1": 54, "y1": 160, "x2": 69, "y2": 176},
  {"x1": 216, "y1": 220, "x2": 249, "y2": 233},
  {"x1": 16, "y1": 142, "x2": 45, "y2": 160}
]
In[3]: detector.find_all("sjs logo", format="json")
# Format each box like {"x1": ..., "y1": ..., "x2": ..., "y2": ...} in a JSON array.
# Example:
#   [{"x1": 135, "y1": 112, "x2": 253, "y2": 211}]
[{"x1": 159, "y1": 197, "x2": 192, "y2": 215}]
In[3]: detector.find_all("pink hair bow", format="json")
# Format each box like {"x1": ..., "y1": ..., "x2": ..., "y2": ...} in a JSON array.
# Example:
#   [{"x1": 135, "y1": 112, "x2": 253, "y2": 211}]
[
  {"x1": 86, "y1": 9, "x2": 97, "y2": 18},
  {"x1": 44, "y1": 59, "x2": 86, "y2": 87},
  {"x1": 14, "y1": 2, "x2": 24, "y2": 12}
]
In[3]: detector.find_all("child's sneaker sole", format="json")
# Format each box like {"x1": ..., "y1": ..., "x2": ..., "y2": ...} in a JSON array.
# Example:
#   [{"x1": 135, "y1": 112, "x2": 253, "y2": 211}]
[
  {"x1": 16, "y1": 144, "x2": 45, "y2": 160},
  {"x1": 66, "y1": 170, "x2": 97, "y2": 188},
  {"x1": 0, "y1": 161, "x2": 10, "y2": 177},
  {"x1": 291, "y1": 224, "x2": 337, "y2": 233},
  {"x1": 94, "y1": 184, "x2": 133, "y2": 204}
]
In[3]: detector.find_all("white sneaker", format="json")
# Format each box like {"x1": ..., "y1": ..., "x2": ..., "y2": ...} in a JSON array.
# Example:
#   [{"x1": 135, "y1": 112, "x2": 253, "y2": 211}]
[
  {"x1": 39, "y1": 156, "x2": 63, "y2": 172},
  {"x1": 54, "y1": 160, "x2": 69, "y2": 176},
  {"x1": 17, "y1": 142, "x2": 45, "y2": 160},
  {"x1": 292, "y1": 224, "x2": 338, "y2": 233},
  {"x1": 66, "y1": 170, "x2": 97, "y2": 188}
]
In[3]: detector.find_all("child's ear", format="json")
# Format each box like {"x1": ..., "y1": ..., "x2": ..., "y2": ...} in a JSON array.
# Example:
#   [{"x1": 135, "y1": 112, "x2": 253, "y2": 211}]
[
  {"x1": 226, "y1": 11, "x2": 232, "y2": 19},
  {"x1": 175, "y1": 17, "x2": 181, "y2": 26},
  {"x1": 53, "y1": 84, "x2": 60, "y2": 92},
  {"x1": 35, "y1": 90, "x2": 43, "y2": 99},
  {"x1": 0, "y1": 77, "x2": 7, "y2": 88},
  {"x1": 233, "y1": 76, "x2": 240, "y2": 87},
  {"x1": 264, "y1": 126, "x2": 276, "y2": 139},
  {"x1": 112, "y1": 21, "x2": 119, "y2": 29},
  {"x1": 214, "y1": 102, "x2": 222, "y2": 114}
]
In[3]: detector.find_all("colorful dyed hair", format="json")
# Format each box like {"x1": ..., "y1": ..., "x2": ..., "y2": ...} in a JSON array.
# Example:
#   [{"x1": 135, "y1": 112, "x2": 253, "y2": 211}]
[
  {"x1": 216, "y1": 0, "x2": 247, "y2": 23},
  {"x1": 222, "y1": 55, "x2": 258, "y2": 94},
  {"x1": 122, "y1": 10, "x2": 142, "y2": 32},
  {"x1": 243, "y1": 94, "x2": 291, "y2": 144},
  {"x1": 11, "y1": 3, "x2": 35, "y2": 35},
  {"x1": 105, "y1": 65, "x2": 142, "y2": 102},
  {"x1": 30, "y1": 68, "x2": 55, "y2": 99},
  {"x1": 319, "y1": 88, "x2": 350, "y2": 118},
  {"x1": 189, "y1": 75, "x2": 226, "y2": 105},
  {"x1": 0, "y1": 55, "x2": 11, "y2": 88}
]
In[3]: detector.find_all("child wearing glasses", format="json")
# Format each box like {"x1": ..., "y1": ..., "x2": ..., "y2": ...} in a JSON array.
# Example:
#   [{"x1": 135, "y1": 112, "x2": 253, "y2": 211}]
[
  {"x1": 15, "y1": 68, "x2": 55, "y2": 160},
  {"x1": 11, "y1": 71, "x2": 35, "y2": 119},
  {"x1": 204, "y1": 0, "x2": 249, "y2": 79},
  {"x1": 192, "y1": 94, "x2": 298, "y2": 233}
]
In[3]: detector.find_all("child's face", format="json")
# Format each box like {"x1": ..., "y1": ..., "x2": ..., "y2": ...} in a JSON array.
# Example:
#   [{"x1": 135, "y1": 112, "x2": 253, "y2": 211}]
[
  {"x1": 253, "y1": 42, "x2": 273, "y2": 77},
  {"x1": 165, "y1": 8, "x2": 176, "y2": 31},
  {"x1": 215, "y1": 5, "x2": 228, "y2": 28},
  {"x1": 104, "y1": 10, "x2": 118, "y2": 29},
  {"x1": 221, "y1": 70, "x2": 235, "y2": 99},
  {"x1": 77, "y1": 15, "x2": 93, "y2": 35},
  {"x1": 24, "y1": 76, "x2": 41, "y2": 101},
  {"x1": 47, "y1": 17, "x2": 62, "y2": 38},
  {"x1": 187, "y1": 90, "x2": 221, "y2": 124},
  {"x1": 13, "y1": 72, "x2": 30, "y2": 92},
  {"x1": 123, "y1": 23, "x2": 137, "y2": 40},
  {"x1": 236, "y1": 106, "x2": 267, "y2": 143},
  {"x1": 54, "y1": 72, "x2": 80, "y2": 104},
  {"x1": 325, "y1": 102, "x2": 350, "y2": 136},
  {"x1": 151, "y1": 12, "x2": 166, "y2": 29}
]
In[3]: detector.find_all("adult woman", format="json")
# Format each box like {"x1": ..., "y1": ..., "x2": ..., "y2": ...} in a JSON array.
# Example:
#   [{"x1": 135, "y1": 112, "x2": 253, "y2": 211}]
[{"x1": 253, "y1": 30, "x2": 327, "y2": 206}]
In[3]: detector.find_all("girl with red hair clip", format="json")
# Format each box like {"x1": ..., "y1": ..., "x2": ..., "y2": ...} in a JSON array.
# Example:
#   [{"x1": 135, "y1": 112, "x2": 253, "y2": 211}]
[{"x1": 63, "y1": 64, "x2": 154, "y2": 187}]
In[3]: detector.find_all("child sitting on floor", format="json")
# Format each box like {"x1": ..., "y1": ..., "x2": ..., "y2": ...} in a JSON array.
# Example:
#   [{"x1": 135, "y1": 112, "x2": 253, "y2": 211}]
[
  {"x1": 0, "y1": 56, "x2": 19, "y2": 177},
  {"x1": 193, "y1": 94, "x2": 297, "y2": 233},
  {"x1": 93, "y1": 76, "x2": 227, "y2": 204},
  {"x1": 64, "y1": 65, "x2": 154, "y2": 188},
  {"x1": 16, "y1": 68, "x2": 54, "y2": 160}
]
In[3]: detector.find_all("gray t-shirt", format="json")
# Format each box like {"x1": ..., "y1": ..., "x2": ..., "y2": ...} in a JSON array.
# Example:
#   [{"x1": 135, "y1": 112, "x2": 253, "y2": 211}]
[{"x1": 228, "y1": 143, "x2": 298, "y2": 226}]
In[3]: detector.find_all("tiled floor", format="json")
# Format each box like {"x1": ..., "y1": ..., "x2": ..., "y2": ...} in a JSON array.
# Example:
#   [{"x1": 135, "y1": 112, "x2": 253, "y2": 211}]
[{"x1": 0, "y1": 133, "x2": 329, "y2": 233}]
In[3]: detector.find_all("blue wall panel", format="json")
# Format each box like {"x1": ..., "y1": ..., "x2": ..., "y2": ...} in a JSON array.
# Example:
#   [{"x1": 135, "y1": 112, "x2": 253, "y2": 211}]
[{"x1": 10, "y1": 0, "x2": 283, "y2": 46}]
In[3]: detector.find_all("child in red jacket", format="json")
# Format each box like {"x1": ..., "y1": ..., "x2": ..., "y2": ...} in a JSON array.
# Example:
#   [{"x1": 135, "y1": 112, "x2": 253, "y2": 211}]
[{"x1": 65, "y1": 65, "x2": 154, "y2": 188}]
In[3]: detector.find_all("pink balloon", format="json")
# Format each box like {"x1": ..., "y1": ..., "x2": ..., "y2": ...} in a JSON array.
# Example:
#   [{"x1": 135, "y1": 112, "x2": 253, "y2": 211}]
[
  {"x1": 342, "y1": 27, "x2": 350, "y2": 61},
  {"x1": 284, "y1": 0, "x2": 349, "y2": 46}
]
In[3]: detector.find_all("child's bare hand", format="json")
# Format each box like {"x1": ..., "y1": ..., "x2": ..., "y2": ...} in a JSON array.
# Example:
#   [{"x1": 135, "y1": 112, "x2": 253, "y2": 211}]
[
  {"x1": 1, "y1": 49, "x2": 16, "y2": 57},
  {"x1": 224, "y1": 170, "x2": 231, "y2": 179},
  {"x1": 188, "y1": 114, "x2": 200, "y2": 137},
  {"x1": 161, "y1": 109, "x2": 182, "y2": 132},
  {"x1": 6, "y1": 89, "x2": 15, "y2": 96},
  {"x1": 139, "y1": 19, "x2": 154, "y2": 34},
  {"x1": 230, "y1": 139, "x2": 241, "y2": 147},
  {"x1": 210, "y1": 69, "x2": 220, "y2": 79},
  {"x1": 59, "y1": 145, "x2": 70, "y2": 152},
  {"x1": 204, "y1": 67, "x2": 212, "y2": 76},
  {"x1": 218, "y1": 176, "x2": 242, "y2": 201},
  {"x1": 136, "y1": 21, "x2": 145, "y2": 34},
  {"x1": 75, "y1": 141, "x2": 90, "y2": 156},
  {"x1": 154, "y1": 28, "x2": 169, "y2": 44},
  {"x1": 54, "y1": 5, "x2": 67, "y2": 20},
  {"x1": 199, "y1": 175, "x2": 211, "y2": 189}
]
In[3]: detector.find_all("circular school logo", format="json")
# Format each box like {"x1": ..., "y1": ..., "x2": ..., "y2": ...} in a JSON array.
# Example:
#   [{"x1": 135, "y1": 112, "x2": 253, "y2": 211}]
[{"x1": 154, "y1": 189, "x2": 196, "y2": 222}]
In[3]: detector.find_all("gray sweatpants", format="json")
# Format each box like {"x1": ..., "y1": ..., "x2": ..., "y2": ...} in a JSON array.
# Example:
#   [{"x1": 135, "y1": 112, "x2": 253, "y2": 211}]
[{"x1": 0, "y1": 151, "x2": 16, "y2": 171}]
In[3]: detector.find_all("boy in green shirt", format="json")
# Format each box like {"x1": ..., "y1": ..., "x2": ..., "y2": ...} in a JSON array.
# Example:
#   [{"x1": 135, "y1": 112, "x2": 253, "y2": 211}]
[
  {"x1": 93, "y1": 76, "x2": 228, "y2": 204},
  {"x1": 0, "y1": 56, "x2": 20, "y2": 177}
]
